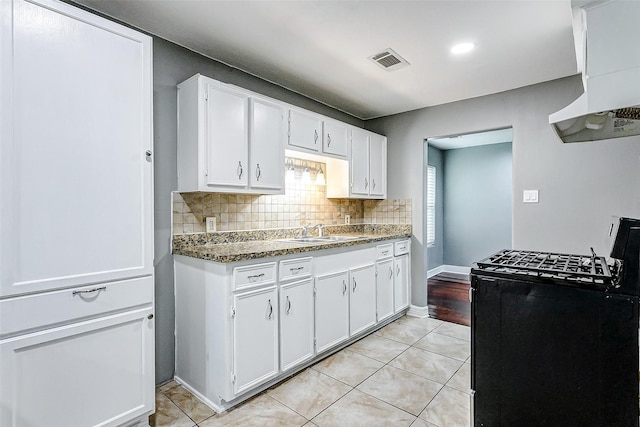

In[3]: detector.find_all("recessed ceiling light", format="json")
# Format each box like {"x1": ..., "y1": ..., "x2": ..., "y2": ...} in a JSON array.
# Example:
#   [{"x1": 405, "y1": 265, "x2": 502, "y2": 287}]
[{"x1": 451, "y1": 42, "x2": 476, "y2": 55}]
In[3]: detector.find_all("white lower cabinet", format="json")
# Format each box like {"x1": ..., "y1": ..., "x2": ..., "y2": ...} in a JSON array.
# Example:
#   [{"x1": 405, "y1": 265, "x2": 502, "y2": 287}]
[
  {"x1": 376, "y1": 258, "x2": 395, "y2": 322},
  {"x1": 315, "y1": 270, "x2": 350, "y2": 353},
  {"x1": 394, "y1": 252, "x2": 410, "y2": 312},
  {"x1": 0, "y1": 306, "x2": 154, "y2": 427},
  {"x1": 349, "y1": 263, "x2": 377, "y2": 335},
  {"x1": 279, "y1": 278, "x2": 314, "y2": 371},
  {"x1": 232, "y1": 286, "x2": 279, "y2": 395}
]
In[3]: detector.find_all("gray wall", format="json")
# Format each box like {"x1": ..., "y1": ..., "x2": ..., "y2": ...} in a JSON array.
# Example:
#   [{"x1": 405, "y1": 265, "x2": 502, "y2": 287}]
[
  {"x1": 152, "y1": 39, "x2": 363, "y2": 383},
  {"x1": 442, "y1": 143, "x2": 512, "y2": 267},
  {"x1": 367, "y1": 75, "x2": 640, "y2": 307},
  {"x1": 427, "y1": 145, "x2": 444, "y2": 270}
]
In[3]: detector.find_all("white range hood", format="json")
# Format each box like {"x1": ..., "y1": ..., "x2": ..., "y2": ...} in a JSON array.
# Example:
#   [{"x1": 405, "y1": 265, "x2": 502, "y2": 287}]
[{"x1": 549, "y1": 0, "x2": 640, "y2": 143}]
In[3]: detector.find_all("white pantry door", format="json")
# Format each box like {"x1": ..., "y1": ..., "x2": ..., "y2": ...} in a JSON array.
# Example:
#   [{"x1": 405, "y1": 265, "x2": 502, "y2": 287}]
[{"x1": 0, "y1": 0, "x2": 153, "y2": 297}]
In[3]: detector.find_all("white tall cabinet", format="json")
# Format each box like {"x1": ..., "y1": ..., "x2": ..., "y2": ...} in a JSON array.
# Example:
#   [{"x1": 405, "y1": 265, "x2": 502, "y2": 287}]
[{"x1": 0, "y1": 1, "x2": 154, "y2": 426}]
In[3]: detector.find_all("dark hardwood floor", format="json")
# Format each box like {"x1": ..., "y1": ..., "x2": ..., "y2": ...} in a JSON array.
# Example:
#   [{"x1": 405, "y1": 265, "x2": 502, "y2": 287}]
[{"x1": 427, "y1": 272, "x2": 471, "y2": 326}]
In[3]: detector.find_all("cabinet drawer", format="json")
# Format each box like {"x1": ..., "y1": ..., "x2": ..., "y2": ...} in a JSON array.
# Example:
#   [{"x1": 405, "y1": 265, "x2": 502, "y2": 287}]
[
  {"x1": 395, "y1": 240, "x2": 410, "y2": 256},
  {"x1": 376, "y1": 244, "x2": 394, "y2": 260},
  {"x1": 279, "y1": 257, "x2": 312, "y2": 282},
  {"x1": 0, "y1": 276, "x2": 153, "y2": 338},
  {"x1": 233, "y1": 262, "x2": 276, "y2": 289}
]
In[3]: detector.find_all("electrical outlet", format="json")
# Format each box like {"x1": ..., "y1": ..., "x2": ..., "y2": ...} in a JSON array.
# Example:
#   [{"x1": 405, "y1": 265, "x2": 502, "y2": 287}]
[
  {"x1": 345, "y1": 214, "x2": 351, "y2": 225},
  {"x1": 206, "y1": 217, "x2": 217, "y2": 232}
]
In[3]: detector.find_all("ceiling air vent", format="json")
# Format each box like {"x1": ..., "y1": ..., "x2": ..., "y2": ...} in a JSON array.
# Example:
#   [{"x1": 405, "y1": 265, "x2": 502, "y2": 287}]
[{"x1": 369, "y1": 48, "x2": 410, "y2": 71}]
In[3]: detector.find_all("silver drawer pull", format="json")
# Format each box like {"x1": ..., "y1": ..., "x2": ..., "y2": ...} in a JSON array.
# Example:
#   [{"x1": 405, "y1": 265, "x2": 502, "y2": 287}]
[
  {"x1": 396, "y1": 265, "x2": 400, "y2": 276},
  {"x1": 290, "y1": 266, "x2": 304, "y2": 273},
  {"x1": 247, "y1": 273, "x2": 265, "y2": 281},
  {"x1": 342, "y1": 280, "x2": 347, "y2": 295},
  {"x1": 389, "y1": 267, "x2": 393, "y2": 279},
  {"x1": 286, "y1": 296, "x2": 292, "y2": 315},
  {"x1": 353, "y1": 278, "x2": 357, "y2": 292},
  {"x1": 381, "y1": 250, "x2": 389, "y2": 256},
  {"x1": 267, "y1": 299, "x2": 273, "y2": 319},
  {"x1": 72, "y1": 286, "x2": 106, "y2": 296}
]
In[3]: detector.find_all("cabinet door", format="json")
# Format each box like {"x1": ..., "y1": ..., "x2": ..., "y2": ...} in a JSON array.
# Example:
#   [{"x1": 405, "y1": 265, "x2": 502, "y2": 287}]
[
  {"x1": 350, "y1": 263, "x2": 377, "y2": 335},
  {"x1": 250, "y1": 98, "x2": 284, "y2": 191},
  {"x1": 232, "y1": 286, "x2": 278, "y2": 395},
  {"x1": 350, "y1": 128, "x2": 370, "y2": 196},
  {"x1": 315, "y1": 271, "x2": 350, "y2": 353},
  {"x1": 376, "y1": 259, "x2": 395, "y2": 323},
  {"x1": 323, "y1": 120, "x2": 349, "y2": 157},
  {"x1": 288, "y1": 109, "x2": 321, "y2": 152},
  {"x1": 0, "y1": 307, "x2": 154, "y2": 427},
  {"x1": 369, "y1": 134, "x2": 386, "y2": 197},
  {"x1": 394, "y1": 254, "x2": 410, "y2": 312},
  {"x1": 0, "y1": 0, "x2": 153, "y2": 297},
  {"x1": 280, "y1": 278, "x2": 314, "y2": 371},
  {"x1": 205, "y1": 83, "x2": 249, "y2": 188}
]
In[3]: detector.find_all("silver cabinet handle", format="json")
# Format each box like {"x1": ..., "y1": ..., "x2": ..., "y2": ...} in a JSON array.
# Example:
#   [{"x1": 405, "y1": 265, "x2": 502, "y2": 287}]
[
  {"x1": 381, "y1": 250, "x2": 389, "y2": 256},
  {"x1": 389, "y1": 267, "x2": 393, "y2": 279},
  {"x1": 327, "y1": 133, "x2": 332, "y2": 147},
  {"x1": 314, "y1": 129, "x2": 318, "y2": 144},
  {"x1": 290, "y1": 266, "x2": 304, "y2": 274},
  {"x1": 267, "y1": 299, "x2": 273, "y2": 320},
  {"x1": 342, "y1": 280, "x2": 347, "y2": 295},
  {"x1": 353, "y1": 278, "x2": 357, "y2": 292},
  {"x1": 396, "y1": 265, "x2": 400, "y2": 276},
  {"x1": 364, "y1": 178, "x2": 368, "y2": 189},
  {"x1": 286, "y1": 296, "x2": 292, "y2": 315},
  {"x1": 147, "y1": 314, "x2": 154, "y2": 320},
  {"x1": 237, "y1": 161, "x2": 244, "y2": 179},
  {"x1": 72, "y1": 286, "x2": 106, "y2": 296},
  {"x1": 255, "y1": 163, "x2": 261, "y2": 181},
  {"x1": 372, "y1": 179, "x2": 376, "y2": 190},
  {"x1": 247, "y1": 273, "x2": 265, "y2": 281}
]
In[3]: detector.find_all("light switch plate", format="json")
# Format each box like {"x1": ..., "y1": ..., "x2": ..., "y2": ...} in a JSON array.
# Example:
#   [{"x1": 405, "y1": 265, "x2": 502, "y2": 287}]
[
  {"x1": 523, "y1": 190, "x2": 539, "y2": 203},
  {"x1": 206, "y1": 217, "x2": 217, "y2": 232}
]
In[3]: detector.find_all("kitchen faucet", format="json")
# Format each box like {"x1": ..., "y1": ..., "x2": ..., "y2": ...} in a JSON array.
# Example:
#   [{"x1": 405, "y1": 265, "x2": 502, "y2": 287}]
[{"x1": 301, "y1": 223, "x2": 324, "y2": 237}]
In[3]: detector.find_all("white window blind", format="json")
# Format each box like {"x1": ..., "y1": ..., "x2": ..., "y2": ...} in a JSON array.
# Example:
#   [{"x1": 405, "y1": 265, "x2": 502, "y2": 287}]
[{"x1": 427, "y1": 165, "x2": 436, "y2": 246}]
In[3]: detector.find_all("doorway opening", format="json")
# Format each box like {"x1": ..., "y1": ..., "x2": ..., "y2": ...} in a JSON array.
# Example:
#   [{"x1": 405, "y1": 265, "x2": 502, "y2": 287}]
[{"x1": 425, "y1": 127, "x2": 513, "y2": 324}]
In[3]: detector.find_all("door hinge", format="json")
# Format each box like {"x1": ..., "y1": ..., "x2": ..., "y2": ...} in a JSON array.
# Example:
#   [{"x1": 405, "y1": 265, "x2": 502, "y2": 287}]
[
  {"x1": 313, "y1": 286, "x2": 317, "y2": 296},
  {"x1": 313, "y1": 338, "x2": 317, "y2": 349},
  {"x1": 231, "y1": 372, "x2": 236, "y2": 383},
  {"x1": 230, "y1": 306, "x2": 236, "y2": 318},
  {"x1": 203, "y1": 168, "x2": 208, "y2": 177},
  {"x1": 204, "y1": 91, "x2": 208, "y2": 101}
]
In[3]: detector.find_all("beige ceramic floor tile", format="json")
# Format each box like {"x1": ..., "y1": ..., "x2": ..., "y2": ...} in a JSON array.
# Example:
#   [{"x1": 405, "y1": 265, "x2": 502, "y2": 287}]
[
  {"x1": 396, "y1": 315, "x2": 443, "y2": 331},
  {"x1": 410, "y1": 418, "x2": 439, "y2": 427},
  {"x1": 165, "y1": 385, "x2": 216, "y2": 423},
  {"x1": 414, "y1": 332, "x2": 470, "y2": 361},
  {"x1": 357, "y1": 365, "x2": 442, "y2": 416},
  {"x1": 390, "y1": 347, "x2": 463, "y2": 384},
  {"x1": 348, "y1": 333, "x2": 410, "y2": 363},
  {"x1": 150, "y1": 393, "x2": 195, "y2": 427},
  {"x1": 157, "y1": 380, "x2": 180, "y2": 394},
  {"x1": 446, "y1": 363, "x2": 471, "y2": 394},
  {"x1": 312, "y1": 349, "x2": 384, "y2": 387},
  {"x1": 267, "y1": 368, "x2": 352, "y2": 419},
  {"x1": 374, "y1": 320, "x2": 431, "y2": 345},
  {"x1": 434, "y1": 322, "x2": 470, "y2": 341},
  {"x1": 420, "y1": 386, "x2": 471, "y2": 427},
  {"x1": 199, "y1": 393, "x2": 307, "y2": 427},
  {"x1": 313, "y1": 389, "x2": 416, "y2": 427}
]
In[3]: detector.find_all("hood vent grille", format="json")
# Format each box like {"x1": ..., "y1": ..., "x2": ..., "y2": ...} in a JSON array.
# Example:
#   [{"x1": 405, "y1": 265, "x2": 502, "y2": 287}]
[{"x1": 369, "y1": 48, "x2": 410, "y2": 71}]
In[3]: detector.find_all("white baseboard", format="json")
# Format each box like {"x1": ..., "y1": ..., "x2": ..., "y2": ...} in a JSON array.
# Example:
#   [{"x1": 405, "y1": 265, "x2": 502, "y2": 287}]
[
  {"x1": 428, "y1": 265, "x2": 470, "y2": 277},
  {"x1": 407, "y1": 305, "x2": 429, "y2": 318}
]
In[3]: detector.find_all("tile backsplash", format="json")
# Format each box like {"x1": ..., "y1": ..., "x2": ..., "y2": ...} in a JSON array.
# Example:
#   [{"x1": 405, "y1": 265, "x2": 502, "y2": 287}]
[{"x1": 172, "y1": 159, "x2": 411, "y2": 234}]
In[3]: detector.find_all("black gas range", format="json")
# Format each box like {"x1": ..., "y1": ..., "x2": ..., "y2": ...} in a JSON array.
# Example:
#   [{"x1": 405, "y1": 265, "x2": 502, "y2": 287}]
[{"x1": 471, "y1": 217, "x2": 640, "y2": 427}]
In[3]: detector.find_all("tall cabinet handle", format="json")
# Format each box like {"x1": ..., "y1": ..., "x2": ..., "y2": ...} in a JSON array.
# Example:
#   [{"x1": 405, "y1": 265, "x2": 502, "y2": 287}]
[
  {"x1": 342, "y1": 280, "x2": 347, "y2": 295},
  {"x1": 372, "y1": 179, "x2": 376, "y2": 190},
  {"x1": 237, "y1": 161, "x2": 244, "y2": 180},
  {"x1": 353, "y1": 278, "x2": 357, "y2": 292},
  {"x1": 327, "y1": 133, "x2": 332, "y2": 147},
  {"x1": 314, "y1": 129, "x2": 318, "y2": 144},
  {"x1": 396, "y1": 265, "x2": 400, "y2": 276},
  {"x1": 364, "y1": 178, "x2": 368, "y2": 189},
  {"x1": 255, "y1": 163, "x2": 261, "y2": 181},
  {"x1": 389, "y1": 267, "x2": 393, "y2": 279},
  {"x1": 267, "y1": 299, "x2": 273, "y2": 319},
  {"x1": 286, "y1": 296, "x2": 292, "y2": 315}
]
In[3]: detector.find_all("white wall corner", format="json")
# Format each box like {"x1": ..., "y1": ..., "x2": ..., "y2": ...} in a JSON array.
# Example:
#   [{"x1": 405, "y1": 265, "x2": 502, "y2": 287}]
[{"x1": 407, "y1": 305, "x2": 430, "y2": 318}]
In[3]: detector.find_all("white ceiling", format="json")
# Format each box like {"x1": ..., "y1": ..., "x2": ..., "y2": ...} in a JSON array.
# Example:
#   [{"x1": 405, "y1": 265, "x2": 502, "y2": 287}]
[{"x1": 73, "y1": 0, "x2": 579, "y2": 120}]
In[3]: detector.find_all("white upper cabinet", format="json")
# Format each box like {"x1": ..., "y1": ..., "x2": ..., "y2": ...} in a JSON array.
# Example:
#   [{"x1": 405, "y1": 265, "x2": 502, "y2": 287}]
[
  {"x1": 328, "y1": 127, "x2": 386, "y2": 199},
  {"x1": 288, "y1": 109, "x2": 322, "y2": 152},
  {"x1": 323, "y1": 119, "x2": 350, "y2": 157},
  {"x1": 177, "y1": 75, "x2": 284, "y2": 194},
  {"x1": 0, "y1": 0, "x2": 154, "y2": 297},
  {"x1": 288, "y1": 110, "x2": 350, "y2": 159}
]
